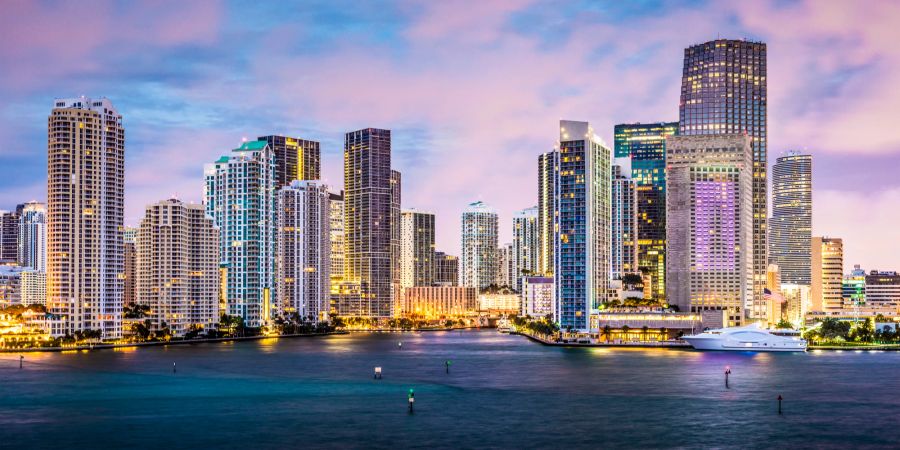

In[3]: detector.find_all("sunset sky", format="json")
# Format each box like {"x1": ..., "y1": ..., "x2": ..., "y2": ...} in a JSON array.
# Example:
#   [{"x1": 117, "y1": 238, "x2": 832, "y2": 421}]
[{"x1": 2, "y1": 0, "x2": 899, "y2": 270}]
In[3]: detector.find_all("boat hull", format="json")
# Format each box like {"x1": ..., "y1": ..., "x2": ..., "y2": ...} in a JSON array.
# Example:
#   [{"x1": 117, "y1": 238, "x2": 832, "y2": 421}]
[{"x1": 683, "y1": 336, "x2": 806, "y2": 352}]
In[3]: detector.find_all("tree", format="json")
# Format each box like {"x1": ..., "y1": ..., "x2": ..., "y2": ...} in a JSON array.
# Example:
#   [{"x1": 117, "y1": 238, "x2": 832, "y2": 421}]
[
  {"x1": 601, "y1": 325, "x2": 612, "y2": 343},
  {"x1": 775, "y1": 319, "x2": 794, "y2": 330},
  {"x1": 621, "y1": 325, "x2": 631, "y2": 341},
  {"x1": 856, "y1": 318, "x2": 875, "y2": 343},
  {"x1": 641, "y1": 325, "x2": 649, "y2": 342}
]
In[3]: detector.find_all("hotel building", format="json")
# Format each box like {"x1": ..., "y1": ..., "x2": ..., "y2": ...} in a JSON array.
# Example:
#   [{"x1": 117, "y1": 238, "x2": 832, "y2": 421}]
[
  {"x1": 460, "y1": 201, "x2": 498, "y2": 290},
  {"x1": 400, "y1": 209, "x2": 435, "y2": 288}
]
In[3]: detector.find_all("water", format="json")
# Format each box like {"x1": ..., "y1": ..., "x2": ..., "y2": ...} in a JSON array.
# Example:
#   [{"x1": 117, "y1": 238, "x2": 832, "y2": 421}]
[{"x1": 1, "y1": 330, "x2": 898, "y2": 449}]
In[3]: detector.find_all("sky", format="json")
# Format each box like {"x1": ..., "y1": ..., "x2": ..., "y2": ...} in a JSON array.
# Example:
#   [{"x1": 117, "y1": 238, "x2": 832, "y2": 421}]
[{"x1": 1, "y1": 0, "x2": 900, "y2": 271}]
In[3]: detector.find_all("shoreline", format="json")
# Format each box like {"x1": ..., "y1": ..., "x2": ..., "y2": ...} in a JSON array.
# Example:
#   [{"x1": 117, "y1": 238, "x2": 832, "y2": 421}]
[
  {"x1": 0, "y1": 331, "x2": 347, "y2": 353},
  {"x1": 514, "y1": 331, "x2": 900, "y2": 351}
]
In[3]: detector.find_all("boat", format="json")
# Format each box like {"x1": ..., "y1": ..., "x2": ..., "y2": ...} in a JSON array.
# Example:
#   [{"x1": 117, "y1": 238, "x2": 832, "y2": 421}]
[{"x1": 682, "y1": 323, "x2": 807, "y2": 352}]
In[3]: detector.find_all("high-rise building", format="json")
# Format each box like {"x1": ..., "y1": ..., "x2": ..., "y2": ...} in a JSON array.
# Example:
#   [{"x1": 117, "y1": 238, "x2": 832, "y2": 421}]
[
  {"x1": 842, "y1": 264, "x2": 866, "y2": 309},
  {"x1": 780, "y1": 284, "x2": 810, "y2": 328},
  {"x1": 864, "y1": 270, "x2": 900, "y2": 311},
  {"x1": 258, "y1": 135, "x2": 320, "y2": 187},
  {"x1": 555, "y1": 120, "x2": 611, "y2": 332},
  {"x1": 17, "y1": 201, "x2": 46, "y2": 271},
  {"x1": 390, "y1": 170, "x2": 402, "y2": 311},
  {"x1": 344, "y1": 128, "x2": 394, "y2": 318},
  {"x1": 611, "y1": 164, "x2": 638, "y2": 280},
  {"x1": 496, "y1": 243, "x2": 513, "y2": 289},
  {"x1": 512, "y1": 206, "x2": 539, "y2": 291},
  {"x1": 666, "y1": 134, "x2": 753, "y2": 327},
  {"x1": 276, "y1": 181, "x2": 331, "y2": 323},
  {"x1": 20, "y1": 269, "x2": 46, "y2": 306},
  {"x1": 328, "y1": 191, "x2": 345, "y2": 281},
  {"x1": 47, "y1": 97, "x2": 125, "y2": 338},
  {"x1": 0, "y1": 266, "x2": 24, "y2": 305},
  {"x1": 205, "y1": 140, "x2": 276, "y2": 327},
  {"x1": 537, "y1": 151, "x2": 557, "y2": 277},
  {"x1": 0, "y1": 210, "x2": 19, "y2": 264},
  {"x1": 400, "y1": 209, "x2": 435, "y2": 288},
  {"x1": 613, "y1": 122, "x2": 678, "y2": 300},
  {"x1": 770, "y1": 152, "x2": 812, "y2": 285},
  {"x1": 811, "y1": 237, "x2": 843, "y2": 313},
  {"x1": 434, "y1": 251, "x2": 459, "y2": 286},
  {"x1": 765, "y1": 264, "x2": 782, "y2": 327},
  {"x1": 680, "y1": 39, "x2": 768, "y2": 319},
  {"x1": 460, "y1": 201, "x2": 498, "y2": 290},
  {"x1": 136, "y1": 199, "x2": 220, "y2": 336},
  {"x1": 123, "y1": 227, "x2": 137, "y2": 306}
]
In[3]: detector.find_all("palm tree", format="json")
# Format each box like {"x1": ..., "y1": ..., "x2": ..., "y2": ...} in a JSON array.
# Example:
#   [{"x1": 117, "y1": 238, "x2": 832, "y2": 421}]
[
  {"x1": 621, "y1": 325, "x2": 631, "y2": 342},
  {"x1": 641, "y1": 325, "x2": 649, "y2": 342},
  {"x1": 602, "y1": 325, "x2": 612, "y2": 343}
]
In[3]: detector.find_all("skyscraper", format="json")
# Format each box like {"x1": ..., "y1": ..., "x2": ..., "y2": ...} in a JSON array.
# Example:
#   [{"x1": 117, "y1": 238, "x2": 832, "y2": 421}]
[
  {"x1": 555, "y1": 120, "x2": 611, "y2": 332},
  {"x1": 811, "y1": 236, "x2": 843, "y2": 312},
  {"x1": 276, "y1": 181, "x2": 331, "y2": 323},
  {"x1": 390, "y1": 170, "x2": 402, "y2": 311},
  {"x1": 680, "y1": 39, "x2": 768, "y2": 319},
  {"x1": 17, "y1": 201, "x2": 46, "y2": 272},
  {"x1": 537, "y1": 151, "x2": 557, "y2": 277},
  {"x1": 0, "y1": 210, "x2": 19, "y2": 264},
  {"x1": 258, "y1": 135, "x2": 321, "y2": 187},
  {"x1": 47, "y1": 97, "x2": 125, "y2": 338},
  {"x1": 434, "y1": 251, "x2": 459, "y2": 287},
  {"x1": 613, "y1": 122, "x2": 678, "y2": 299},
  {"x1": 460, "y1": 201, "x2": 498, "y2": 290},
  {"x1": 400, "y1": 209, "x2": 435, "y2": 288},
  {"x1": 770, "y1": 152, "x2": 812, "y2": 285},
  {"x1": 136, "y1": 199, "x2": 220, "y2": 336},
  {"x1": 123, "y1": 227, "x2": 137, "y2": 306},
  {"x1": 611, "y1": 164, "x2": 638, "y2": 280},
  {"x1": 512, "y1": 206, "x2": 539, "y2": 291},
  {"x1": 666, "y1": 134, "x2": 753, "y2": 327},
  {"x1": 496, "y1": 242, "x2": 513, "y2": 288},
  {"x1": 205, "y1": 140, "x2": 276, "y2": 327},
  {"x1": 344, "y1": 128, "x2": 394, "y2": 318},
  {"x1": 328, "y1": 191, "x2": 345, "y2": 281}
]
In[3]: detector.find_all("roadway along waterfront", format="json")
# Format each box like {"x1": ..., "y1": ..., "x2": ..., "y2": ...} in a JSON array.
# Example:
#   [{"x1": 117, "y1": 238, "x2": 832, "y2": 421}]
[{"x1": 1, "y1": 329, "x2": 899, "y2": 448}]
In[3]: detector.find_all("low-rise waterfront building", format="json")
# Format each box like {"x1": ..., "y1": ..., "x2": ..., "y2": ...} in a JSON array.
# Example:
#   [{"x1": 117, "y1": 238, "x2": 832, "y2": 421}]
[
  {"x1": 401, "y1": 286, "x2": 478, "y2": 319},
  {"x1": 479, "y1": 292, "x2": 520, "y2": 315},
  {"x1": 589, "y1": 310, "x2": 703, "y2": 341},
  {"x1": 521, "y1": 277, "x2": 554, "y2": 319}
]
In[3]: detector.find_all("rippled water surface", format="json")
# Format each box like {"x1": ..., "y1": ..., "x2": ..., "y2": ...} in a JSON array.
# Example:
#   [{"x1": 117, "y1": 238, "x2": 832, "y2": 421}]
[{"x1": 1, "y1": 330, "x2": 898, "y2": 449}]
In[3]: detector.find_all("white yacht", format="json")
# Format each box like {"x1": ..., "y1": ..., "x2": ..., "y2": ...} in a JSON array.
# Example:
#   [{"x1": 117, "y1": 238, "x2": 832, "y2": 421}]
[{"x1": 682, "y1": 323, "x2": 807, "y2": 352}]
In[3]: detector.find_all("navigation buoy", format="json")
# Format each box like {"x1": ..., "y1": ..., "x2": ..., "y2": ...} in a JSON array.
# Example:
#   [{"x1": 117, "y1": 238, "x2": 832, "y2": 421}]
[
  {"x1": 19, "y1": 355, "x2": 23, "y2": 369},
  {"x1": 724, "y1": 366, "x2": 731, "y2": 388},
  {"x1": 374, "y1": 366, "x2": 382, "y2": 379},
  {"x1": 778, "y1": 394, "x2": 783, "y2": 414},
  {"x1": 408, "y1": 388, "x2": 415, "y2": 413}
]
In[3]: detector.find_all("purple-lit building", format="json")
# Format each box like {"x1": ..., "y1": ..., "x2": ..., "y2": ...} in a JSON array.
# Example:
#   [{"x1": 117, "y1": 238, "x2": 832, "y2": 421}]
[{"x1": 666, "y1": 134, "x2": 752, "y2": 327}]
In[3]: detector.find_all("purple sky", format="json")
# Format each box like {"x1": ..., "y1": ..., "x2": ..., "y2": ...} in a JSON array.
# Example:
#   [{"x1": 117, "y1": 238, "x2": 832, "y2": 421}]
[{"x1": 1, "y1": 0, "x2": 899, "y2": 271}]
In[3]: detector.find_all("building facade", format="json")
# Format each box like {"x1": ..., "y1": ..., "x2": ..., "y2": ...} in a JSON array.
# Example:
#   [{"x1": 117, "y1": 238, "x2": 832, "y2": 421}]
[
  {"x1": 344, "y1": 128, "x2": 395, "y2": 318},
  {"x1": 512, "y1": 206, "x2": 539, "y2": 292},
  {"x1": 17, "y1": 201, "x2": 46, "y2": 272},
  {"x1": 521, "y1": 276, "x2": 554, "y2": 319},
  {"x1": 276, "y1": 181, "x2": 331, "y2": 323},
  {"x1": 124, "y1": 226, "x2": 137, "y2": 307},
  {"x1": 770, "y1": 152, "x2": 812, "y2": 285},
  {"x1": 0, "y1": 210, "x2": 19, "y2": 265},
  {"x1": 537, "y1": 151, "x2": 557, "y2": 277},
  {"x1": 434, "y1": 251, "x2": 459, "y2": 286},
  {"x1": 680, "y1": 39, "x2": 768, "y2": 319},
  {"x1": 401, "y1": 286, "x2": 478, "y2": 319},
  {"x1": 136, "y1": 199, "x2": 220, "y2": 337},
  {"x1": 47, "y1": 97, "x2": 125, "y2": 338},
  {"x1": 666, "y1": 134, "x2": 753, "y2": 327},
  {"x1": 611, "y1": 164, "x2": 638, "y2": 280},
  {"x1": 496, "y1": 243, "x2": 513, "y2": 289},
  {"x1": 328, "y1": 191, "x2": 344, "y2": 281},
  {"x1": 258, "y1": 135, "x2": 320, "y2": 187},
  {"x1": 205, "y1": 140, "x2": 276, "y2": 327},
  {"x1": 811, "y1": 236, "x2": 843, "y2": 312},
  {"x1": 555, "y1": 120, "x2": 611, "y2": 332},
  {"x1": 400, "y1": 209, "x2": 435, "y2": 288},
  {"x1": 460, "y1": 201, "x2": 498, "y2": 290},
  {"x1": 613, "y1": 122, "x2": 678, "y2": 300}
]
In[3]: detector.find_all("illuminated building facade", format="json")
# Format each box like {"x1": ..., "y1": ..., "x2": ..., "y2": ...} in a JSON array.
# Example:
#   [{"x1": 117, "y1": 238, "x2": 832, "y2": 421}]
[
  {"x1": 864, "y1": 271, "x2": 900, "y2": 311},
  {"x1": 611, "y1": 164, "x2": 638, "y2": 280},
  {"x1": 537, "y1": 151, "x2": 557, "y2": 276},
  {"x1": 136, "y1": 199, "x2": 220, "y2": 336},
  {"x1": 842, "y1": 264, "x2": 866, "y2": 309},
  {"x1": 666, "y1": 134, "x2": 753, "y2": 327},
  {"x1": 680, "y1": 39, "x2": 768, "y2": 319},
  {"x1": 460, "y1": 201, "x2": 498, "y2": 290},
  {"x1": 204, "y1": 140, "x2": 277, "y2": 327},
  {"x1": 344, "y1": 128, "x2": 395, "y2": 318},
  {"x1": 400, "y1": 209, "x2": 435, "y2": 288},
  {"x1": 770, "y1": 152, "x2": 812, "y2": 285},
  {"x1": 258, "y1": 135, "x2": 320, "y2": 187},
  {"x1": 328, "y1": 191, "x2": 344, "y2": 281},
  {"x1": 0, "y1": 210, "x2": 18, "y2": 264},
  {"x1": 555, "y1": 120, "x2": 611, "y2": 332},
  {"x1": 276, "y1": 181, "x2": 331, "y2": 323},
  {"x1": 124, "y1": 226, "x2": 136, "y2": 306},
  {"x1": 47, "y1": 97, "x2": 125, "y2": 338},
  {"x1": 811, "y1": 236, "x2": 843, "y2": 312},
  {"x1": 401, "y1": 286, "x2": 477, "y2": 319},
  {"x1": 613, "y1": 122, "x2": 677, "y2": 299},
  {"x1": 20, "y1": 270, "x2": 46, "y2": 306},
  {"x1": 512, "y1": 206, "x2": 539, "y2": 292},
  {"x1": 780, "y1": 284, "x2": 810, "y2": 328},
  {"x1": 496, "y1": 243, "x2": 513, "y2": 289},
  {"x1": 521, "y1": 276, "x2": 554, "y2": 318}
]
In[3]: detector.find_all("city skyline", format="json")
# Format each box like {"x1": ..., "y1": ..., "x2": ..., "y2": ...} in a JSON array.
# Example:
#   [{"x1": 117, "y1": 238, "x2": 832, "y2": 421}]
[{"x1": 1, "y1": 1, "x2": 900, "y2": 271}]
